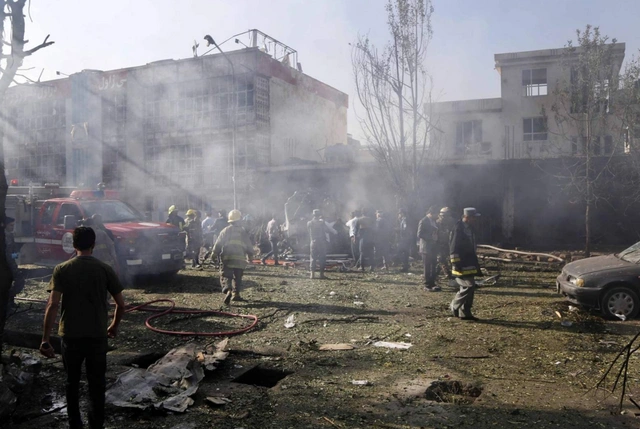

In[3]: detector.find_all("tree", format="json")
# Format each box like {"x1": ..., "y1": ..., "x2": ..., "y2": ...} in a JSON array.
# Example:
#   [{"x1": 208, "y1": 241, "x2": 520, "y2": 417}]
[
  {"x1": 0, "y1": 0, "x2": 54, "y2": 354},
  {"x1": 352, "y1": 0, "x2": 437, "y2": 206},
  {"x1": 542, "y1": 26, "x2": 626, "y2": 257}
]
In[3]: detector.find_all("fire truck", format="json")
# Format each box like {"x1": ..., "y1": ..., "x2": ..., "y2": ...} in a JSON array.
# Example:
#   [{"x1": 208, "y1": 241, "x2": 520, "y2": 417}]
[{"x1": 6, "y1": 184, "x2": 185, "y2": 279}]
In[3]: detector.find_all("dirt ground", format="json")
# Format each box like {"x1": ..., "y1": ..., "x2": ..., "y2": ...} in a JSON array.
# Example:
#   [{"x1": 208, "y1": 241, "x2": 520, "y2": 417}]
[{"x1": 4, "y1": 254, "x2": 640, "y2": 429}]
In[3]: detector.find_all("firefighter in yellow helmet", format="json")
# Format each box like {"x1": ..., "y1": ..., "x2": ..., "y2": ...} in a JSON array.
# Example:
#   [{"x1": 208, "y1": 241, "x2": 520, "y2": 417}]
[
  {"x1": 212, "y1": 209, "x2": 254, "y2": 304},
  {"x1": 184, "y1": 209, "x2": 203, "y2": 268},
  {"x1": 166, "y1": 205, "x2": 185, "y2": 231}
]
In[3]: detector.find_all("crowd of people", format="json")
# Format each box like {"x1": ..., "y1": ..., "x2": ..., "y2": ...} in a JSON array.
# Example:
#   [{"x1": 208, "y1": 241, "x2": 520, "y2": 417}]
[{"x1": 21, "y1": 202, "x2": 482, "y2": 429}]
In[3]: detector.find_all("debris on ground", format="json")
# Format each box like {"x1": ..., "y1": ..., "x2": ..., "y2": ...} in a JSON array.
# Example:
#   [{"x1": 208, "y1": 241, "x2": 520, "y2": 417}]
[
  {"x1": 373, "y1": 341, "x2": 413, "y2": 350},
  {"x1": 206, "y1": 396, "x2": 232, "y2": 406},
  {"x1": 351, "y1": 380, "x2": 371, "y2": 386},
  {"x1": 105, "y1": 343, "x2": 210, "y2": 412},
  {"x1": 319, "y1": 344, "x2": 355, "y2": 351},
  {"x1": 284, "y1": 314, "x2": 296, "y2": 328}
]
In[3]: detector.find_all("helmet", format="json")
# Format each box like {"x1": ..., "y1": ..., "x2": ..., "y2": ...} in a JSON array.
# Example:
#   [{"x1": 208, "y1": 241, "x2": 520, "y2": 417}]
[
  {"x1": 228, "y1": 209, "x2": 242, "y2": 223},
  {"x1": 440, "y1": 207, "x2": 450, "y2": 214},
  {"x1": 185, "y1": 209, "x2": 197, "y2": 217},
  {"x1": 168, "y1": 205, "x2": 178, "y2": 214}
]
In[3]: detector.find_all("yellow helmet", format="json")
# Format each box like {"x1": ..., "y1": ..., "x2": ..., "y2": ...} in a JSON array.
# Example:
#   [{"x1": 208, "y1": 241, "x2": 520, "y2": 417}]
[
  {"x1": 185, "y1": 209, "x2": 197, "y2": 217},
  {"x1": 228, "y1": 209, "x2": 242, "y2": 223},
  {"x1": 168, "y1": 205, "x2": 178, "y2": 214}
]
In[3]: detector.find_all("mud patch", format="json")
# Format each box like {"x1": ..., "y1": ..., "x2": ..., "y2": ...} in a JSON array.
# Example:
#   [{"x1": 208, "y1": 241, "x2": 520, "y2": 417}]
[{"x1": 424, "y1": 380, "x2": 483, "y2": 405}]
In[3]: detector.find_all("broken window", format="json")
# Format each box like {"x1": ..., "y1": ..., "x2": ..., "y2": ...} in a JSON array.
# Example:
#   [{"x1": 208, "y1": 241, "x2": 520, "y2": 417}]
[
  {"x1": 523, "y1": 117, "x2": 547, "y2": 141},
  {"x1": 522, "y1": 68, "x2": 547, "y2": 96},
  {"x1": 455, "y1": 120, "x2": 482, "y2": 154}
]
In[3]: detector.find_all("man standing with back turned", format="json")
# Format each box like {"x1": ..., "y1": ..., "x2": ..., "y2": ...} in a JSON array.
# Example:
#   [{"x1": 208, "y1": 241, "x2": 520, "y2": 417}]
[
  {"x1": 40, "y1": 227, "x2": 126, "y2": 429},
  {"x1": 449, "y1": 208, "x2": 482, "y2": 321}
]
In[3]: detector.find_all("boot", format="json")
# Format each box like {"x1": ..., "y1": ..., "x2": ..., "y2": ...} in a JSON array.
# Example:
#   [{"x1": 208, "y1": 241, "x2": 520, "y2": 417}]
[
  {"x1": 319, "y1": 271, "x2": 326, "y2": 279},
  {"x1": 232, "y1": 292, "x2": 245, "y2": 301},
  {"x1": 223, "y1": 290, "x2": 232, "y2": 305},
  {"x1": 310, "y1": 271, "x2": 316, "y2": 279}
]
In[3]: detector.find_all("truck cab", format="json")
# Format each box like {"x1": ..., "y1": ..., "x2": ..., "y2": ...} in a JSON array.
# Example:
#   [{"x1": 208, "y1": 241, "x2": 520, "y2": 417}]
[{"x1": 10, "y1": 187, "x2": 185, "y2": 278}]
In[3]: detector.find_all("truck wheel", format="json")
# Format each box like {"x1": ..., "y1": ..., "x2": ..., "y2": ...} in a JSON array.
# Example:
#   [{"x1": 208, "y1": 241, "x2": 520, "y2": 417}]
[{"x1": 601, "y1": 286, "x2": 640, "y2": 321}]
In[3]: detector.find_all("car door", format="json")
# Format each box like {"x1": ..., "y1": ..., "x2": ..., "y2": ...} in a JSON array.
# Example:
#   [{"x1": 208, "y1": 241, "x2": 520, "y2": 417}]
[
  {"x1": 52, "y1": 203, "x2": 84, "y2": 260},
  {"x1": 35, "y1": 202, "x2": 59, "y2": 261}
]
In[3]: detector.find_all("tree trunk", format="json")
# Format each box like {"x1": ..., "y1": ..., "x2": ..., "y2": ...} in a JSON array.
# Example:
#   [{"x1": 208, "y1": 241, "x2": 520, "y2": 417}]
[{"x1": 0, "y1": 122, "x2": 12, "y2": 354}]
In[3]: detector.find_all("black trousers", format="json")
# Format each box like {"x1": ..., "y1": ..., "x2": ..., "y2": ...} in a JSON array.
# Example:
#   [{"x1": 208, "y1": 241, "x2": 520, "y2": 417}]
[
  {"x1": 397, "y1": 240, "x2": 410, "y2": 270},
  {"x1": 263, "y1": 239, "x2": 279, "y2": 262},
  {"x1": 422, "y1": 251, "x2": 438, "y2": 287},
  {"x1": 62, "y1": 336, "x2": 108, "y2": 429},
  {"x1": 351, "y1": 238, "x2": 360, "y2": 266},
  {"x1": 359, "y1": 238, "x2": 374, "y2": 270}
]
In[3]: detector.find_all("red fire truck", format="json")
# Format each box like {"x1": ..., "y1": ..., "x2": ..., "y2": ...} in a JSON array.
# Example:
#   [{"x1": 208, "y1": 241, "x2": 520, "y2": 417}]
[{"x1": 6, "y1": 185, "x2": 185, "y2": 279}]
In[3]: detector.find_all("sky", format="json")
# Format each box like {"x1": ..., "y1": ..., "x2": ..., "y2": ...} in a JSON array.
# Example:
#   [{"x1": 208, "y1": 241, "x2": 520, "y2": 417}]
[{"x1": 21, "y1": 0, "x2": 640, "y2": 140}]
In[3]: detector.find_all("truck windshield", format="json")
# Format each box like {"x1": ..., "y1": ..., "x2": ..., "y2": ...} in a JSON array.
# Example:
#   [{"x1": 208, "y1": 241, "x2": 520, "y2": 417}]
[
  {"x1": 80, "y1": 200, "x2": 142, "y2": 223},
  {"x1": 618, "y1": 242, "x2": 640, "y2": 264}
]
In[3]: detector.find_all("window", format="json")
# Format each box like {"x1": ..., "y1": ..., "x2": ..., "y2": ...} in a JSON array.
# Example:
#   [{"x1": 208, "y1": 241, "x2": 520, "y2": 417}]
[
  {"x1": 523, "y1": 117, "x2": 547, "y2": 141},
  {"x1": 55, "y1": 203, "x2": 82, "y2": 225},
  {"x1": 522, "y1": 68, "x2": 547, "y2": 96},
  {"x1": 40, "y1": 202, "x2": 57, "y2": 225},
  {"x1": 455, "y1": 120, "x2": 482, "y2": 152}
]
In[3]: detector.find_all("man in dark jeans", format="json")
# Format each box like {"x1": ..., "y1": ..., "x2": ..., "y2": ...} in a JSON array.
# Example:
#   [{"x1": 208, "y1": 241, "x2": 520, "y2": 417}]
[
  {"x1": 418, "y1": 206, "x2": 440, "y2": 291},
  {"x1": 40, "y1": 227, "x2": 125, "y2": 429}
]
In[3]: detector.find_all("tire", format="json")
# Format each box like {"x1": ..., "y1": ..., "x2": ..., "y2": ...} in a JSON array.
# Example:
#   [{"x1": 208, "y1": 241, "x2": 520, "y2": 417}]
[{"x1": 601, "y1": 286, "x2": 640, "y2": 321}]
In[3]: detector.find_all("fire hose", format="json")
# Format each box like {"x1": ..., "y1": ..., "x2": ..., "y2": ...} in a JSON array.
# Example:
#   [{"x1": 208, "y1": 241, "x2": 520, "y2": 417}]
[
  {"x1": 477, "y1": 244, "x2": 565, "y2": 262},
  {"x1": 14, "y1": 297, "x2": 259, "y2": 337}
]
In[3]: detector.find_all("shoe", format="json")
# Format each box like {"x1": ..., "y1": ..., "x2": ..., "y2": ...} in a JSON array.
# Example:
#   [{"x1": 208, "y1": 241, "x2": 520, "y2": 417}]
[
  {"x1": 261, "y1": 258, "x2": 267, "y2": 265},
  {"x1": 423, "y1": 286, "x2": 433, "y2": 292},
  {"x1": 274, "y1": 262, "x2": 281, "y2": 266},
  {"x1": 431, "y1": 286, "x2": 441, "y2": 292},
  {"x1": 450, "y1": 306, "x2": 459, "y2": 317},
  {"x1": 460, "y1": 315, "x2": 479, "y2": 321},
  {"x1": 223, "y1": 291, "x2": 232, "y2": 305},
  {"x1": 310, "y1": 272, "x2": 316, "y2": 279},
  {"x1": 319, "y1": 274, "x2": 327, "y2": 280},
  {"x1": 231, "y1": 293, "x2": 245, "y2": 302}
]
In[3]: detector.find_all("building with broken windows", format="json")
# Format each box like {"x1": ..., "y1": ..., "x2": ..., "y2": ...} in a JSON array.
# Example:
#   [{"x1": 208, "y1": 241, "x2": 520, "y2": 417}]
[{"x1": 2, "y1": 31, "x2": 348, "y2": 219}]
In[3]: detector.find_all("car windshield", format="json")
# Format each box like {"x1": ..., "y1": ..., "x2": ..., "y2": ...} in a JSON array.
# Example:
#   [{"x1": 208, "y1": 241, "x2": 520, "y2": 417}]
[
  {"x1": 80, "y1": 200, "x2": 142, "y2": 223},
  {"x1": 618, "y1": 242, "x2": 640, "y2": 264}
]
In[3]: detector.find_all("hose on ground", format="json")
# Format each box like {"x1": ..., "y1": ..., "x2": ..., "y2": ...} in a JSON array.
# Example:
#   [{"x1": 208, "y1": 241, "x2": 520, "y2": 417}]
[
  {"x1": 477, "y1": 244, "x2": 564, "y2": 262},
  {"x1": 14, "y1": 297, "x2": 259, "y2": 337}
]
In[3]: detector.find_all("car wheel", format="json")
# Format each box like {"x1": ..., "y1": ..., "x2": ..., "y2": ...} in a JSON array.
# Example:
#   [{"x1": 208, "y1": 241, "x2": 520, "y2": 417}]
[{"x1": 601, "y1": 286, "x2": 640, "y2": 320}]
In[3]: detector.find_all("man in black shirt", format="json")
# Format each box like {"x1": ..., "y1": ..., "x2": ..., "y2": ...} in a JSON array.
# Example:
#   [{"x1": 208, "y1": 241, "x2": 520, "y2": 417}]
[{"x1": 40, "y1": 227, "x2": 125, "y2": 429}]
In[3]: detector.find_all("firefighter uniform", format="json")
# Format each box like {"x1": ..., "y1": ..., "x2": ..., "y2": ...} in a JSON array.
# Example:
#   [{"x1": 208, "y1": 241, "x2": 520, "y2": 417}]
[
  {"x1": 308, "y1": 209, "x2": 329, "y2": 279},
  {"x1": 185, "y1": 209, "x2": 203, "y2": 268},
  {"x1": 436, "y1": 207, "x2": 455, "y2": 280},
  {"x1": 213, "y1": 210, "x2": 254, "y2": 305},
  {"x1": 449, "y1": 208, "x2": 482, "y2": 320}
]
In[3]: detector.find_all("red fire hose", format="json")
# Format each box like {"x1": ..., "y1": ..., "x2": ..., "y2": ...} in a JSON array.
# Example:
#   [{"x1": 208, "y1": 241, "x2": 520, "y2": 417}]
[
  {"x1": 124, "y1": 299, "x2": 259, "y2": 337},
  {"x1": 15, "y1": 297, "x2": 259, "y2": 337}
]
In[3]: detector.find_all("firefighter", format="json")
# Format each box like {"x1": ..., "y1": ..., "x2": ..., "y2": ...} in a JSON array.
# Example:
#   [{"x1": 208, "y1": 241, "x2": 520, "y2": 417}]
[
  {"x1": 417, "y1": 207, "x2": 440, "y2": 291},
  {"x1": 308, "y1": 209, "x2": 330, "y2": 279},
  {"x1": 450, "y1": 207, "x2": 482, "y2": 321},
  {"x1": 212, "y1": 210, "x2": 254, "y2": 305},
  {"x1": 4, "y1": 216, "x2": 24, "y2": 309},
  {"x1": 166, "y1": 205, "x2": 185, "y2": 230},
  {"x1": 185, "y1": 209, "x2": 203, "y2": 268},
  {"x1": 436, "y1": 207, "x2": 456, "y2": 283}
]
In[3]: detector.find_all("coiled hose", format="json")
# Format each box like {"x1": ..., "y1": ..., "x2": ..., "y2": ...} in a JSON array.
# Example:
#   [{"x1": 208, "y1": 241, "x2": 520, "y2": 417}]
[{"x1": 15, "y1": 297, "x2": 259, "y2": 337}]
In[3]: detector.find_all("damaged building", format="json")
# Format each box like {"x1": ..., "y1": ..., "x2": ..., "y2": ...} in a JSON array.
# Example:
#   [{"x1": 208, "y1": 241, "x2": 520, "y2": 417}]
[
  {"x1": 2, "y1": 29, "x2": 348, "y2": 220},
  {"x1": 431, "y1": 43, "x2": 638, "y2": 247}
]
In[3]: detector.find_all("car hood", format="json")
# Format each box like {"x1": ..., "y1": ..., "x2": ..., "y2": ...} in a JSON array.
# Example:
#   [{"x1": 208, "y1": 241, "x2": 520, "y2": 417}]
[
  {"x1": 564, "y1": 254, "x2": 636, "y2": 276},
  {"x1": 105, "y1": 221, "x2": 179, "y2": 235}
]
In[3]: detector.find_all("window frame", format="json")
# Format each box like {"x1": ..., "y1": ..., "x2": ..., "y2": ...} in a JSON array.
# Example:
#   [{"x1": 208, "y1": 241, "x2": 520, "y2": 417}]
[
  {"x1": 522, "y1": 68, "x2": 548, "y2": 97},
  {"x1": 523, "y1": 117, "x2": 547, "y2": 141}
]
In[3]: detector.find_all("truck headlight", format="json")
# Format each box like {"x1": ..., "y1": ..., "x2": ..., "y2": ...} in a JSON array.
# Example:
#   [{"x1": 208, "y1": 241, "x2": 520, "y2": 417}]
[{"x1": 570, "y1": 277, "x2": 585, "y2": 287}]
